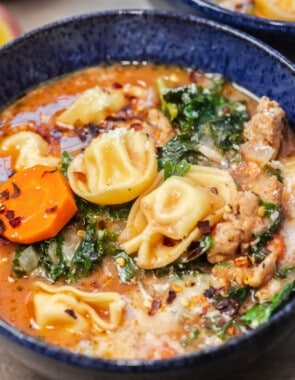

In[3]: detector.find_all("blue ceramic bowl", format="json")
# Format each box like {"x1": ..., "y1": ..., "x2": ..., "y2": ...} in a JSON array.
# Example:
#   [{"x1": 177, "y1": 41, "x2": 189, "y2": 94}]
[
  {"x1": 0, "y1": 10, "x2": 295, "y2": 380},
  {"x1": 181, "y1": 0, "x2": 295, "y2": 59}
]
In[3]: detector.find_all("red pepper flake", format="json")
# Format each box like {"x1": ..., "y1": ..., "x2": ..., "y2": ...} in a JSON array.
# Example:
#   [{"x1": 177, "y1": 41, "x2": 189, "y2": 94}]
[
  {"x1": 74, "y1": 171, "x2": 87, "y2": 183},
  {"x1": 9, "y1": 216, "x2": 22, "y2": 228},
  {"x1": 112, "y1": 82, "x2": 123, "y2": 89},
  {"x1": 64, "y1": 309, "x2": 77, "y2": 319},
  {"x1": 131, "y1": 122, "x2": 143, "y2": 131},
  {"x1": 148, "y1": 299, "x2": 162, "y2": 316},
  {"x1": 0, "y1": 237, "x2": 10, "y2": 245},
  {"x1": 45, "y1": 206, "x2": 58, "y2": 214},
  {"x1": 166, "y1": 289, "x2": 177, "y2": 304},
  {"x1": 197, "y1": 220, "x2": 212, "y2": 234},
  {"x1": 5, "y1": 210, "x2": 15, "y2": 220},
  {"x1": 163, "y1": 236, "x2": 176, "y2": 247},
  {"x1": 0, "y1": 190, "x2": 9, "y2": 200},
  {"x1": 97, "y1": 220, "x2": 105, "y2": 229},
  {"x1": 11, "y1": 182, "x2": 21, "y2": 198},
  {"x1": 0, "y1": 220, "x2": 6, "y2": 234},
  {"x1": 210, "y1": 187, "x2": 219, "y2": 195}
]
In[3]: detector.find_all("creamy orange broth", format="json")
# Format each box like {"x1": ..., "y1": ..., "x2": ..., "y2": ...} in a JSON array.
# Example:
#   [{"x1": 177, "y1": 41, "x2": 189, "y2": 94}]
[{"x1": 0, "y1": 63, "x2": 293, "y2": 360}]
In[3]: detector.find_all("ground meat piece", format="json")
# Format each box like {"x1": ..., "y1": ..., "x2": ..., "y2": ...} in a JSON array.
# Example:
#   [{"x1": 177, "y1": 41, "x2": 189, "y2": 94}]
[
  {"x1": 212, "y1": 251, "x2": 278, "y2": 288},
  {"x1": 251, "y1": 173, "x2": 283, "y2": 206},
  {"x1": 208, "y1": 191, "x2": 265, "y2": 263},
  {"x1": 241, "y1": 96, "x2": 285, "y2": 163}
]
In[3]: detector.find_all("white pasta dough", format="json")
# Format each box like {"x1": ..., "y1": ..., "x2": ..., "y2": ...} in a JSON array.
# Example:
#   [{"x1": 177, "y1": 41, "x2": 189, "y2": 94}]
[
  {"x1": 33, "y1": 281, "x2": 125, "y2": 333},
  {"x1": 119, "y1": 166, "x2": 237, "y2": 269},
  {"x1": 56, "y1": 86, "x2": 126, "y2": 126},
  {"x1": 68, "y1": 128, "x2": 158, "y2": 205},
  {"x1": 0, "y1": 131, "x2": 60, "y2": 170}
]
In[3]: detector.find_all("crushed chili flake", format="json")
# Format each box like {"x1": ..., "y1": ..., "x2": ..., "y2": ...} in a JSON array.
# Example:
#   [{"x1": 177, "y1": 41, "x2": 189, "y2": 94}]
[
  {"x1": 0, "y1": 190, "x2": 9, "y2": 200},
  {"x1": 0, "y1": 237, "x2": 10, "y2": 245},
  {"x1": 215, "y1": 298, "x2": 239, "y2": 317},
  {"x1": 0, "y1": 220, "x2": 5, "y2": 234},
  {"x1": 5, "y1": 210, "x2": 15, "y2": 220},
  {"x1": 166, "y1": 289, "x2": 177, "y2": 304},
  {"x1": 97, "y1": 220, "x2": 106, "y2": 229},
  {"x1": 45, "y1": 206, "x2": 58, "y2": 214},
  {"x1": 131, "y1": 122, "x2": 143, "y2": 131},
  {"x1": 11, "y1": 182, "x2": 21, "y2": 198},
  {"x1": 64, "y1": 309, "x2": 77, "y2": 319},
  {"x1": 197, "y1": 220, "x2": 212, "y2": 234},
  {"x1": 9, "y1": 216, "x2": 22, "y2": 228},
  {"x1": 163, "y1": 236, "x2": 176, "y2": 247},
  {"x1": 74, "y1": 171, "x2": 87, "y2": 182},
  {"x1": 148, "y1": 299, "x2": 161, "y2": 316},
  {"x1": 112, "y1": 82, "x2": 123, "y2": 89},
  {"x1": 210, "y1": 187, "x2": 219, "y2": 195}
]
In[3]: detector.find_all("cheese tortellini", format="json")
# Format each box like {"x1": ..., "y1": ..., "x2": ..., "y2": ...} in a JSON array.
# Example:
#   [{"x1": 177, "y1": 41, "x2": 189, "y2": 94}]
[
  {"x1": 56, "y1": 86, "x2": 126, "y2": 126},
  {"x1": 0, "y1": 131, "x2": 60, "y2": 170},
  {"x1": 119, "y1": 166, "x2": 237, "y2": 269},
  {"x1": 68, "y1": 128, "x2": 158, "y2": 205},
  {"x1": 33, "y1": 281, "x2": 124, "y2": 333}
]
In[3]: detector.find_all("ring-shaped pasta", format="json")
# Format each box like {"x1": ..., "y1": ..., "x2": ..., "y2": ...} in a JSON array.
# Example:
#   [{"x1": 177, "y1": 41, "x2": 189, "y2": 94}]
[{"x1": 68, "y1": 129, "x2": 158, "y2": 205}]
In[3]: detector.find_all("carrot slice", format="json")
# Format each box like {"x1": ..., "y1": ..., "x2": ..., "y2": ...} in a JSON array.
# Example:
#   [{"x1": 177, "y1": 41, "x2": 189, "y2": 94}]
[{"x1": 0, "y1": 165, "x2": 77, "y2": 244}]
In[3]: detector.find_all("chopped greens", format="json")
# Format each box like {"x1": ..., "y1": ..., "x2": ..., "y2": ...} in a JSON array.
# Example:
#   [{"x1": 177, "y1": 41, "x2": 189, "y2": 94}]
[
  {"x1": 157, "y1": 77, "x2": 249, "y2": 167},
  {"x1": 240, "y1": 280, "x2": 295, "y2": 328},
  {"x1": 264, "y1": 164, "x2": 284, "y2": 183},
  {"x1": 60, "y1": 151, "x2": 73, "y2": 177},
  {"x1": 13, "y1": 223, "x2": 118, "y2": 283},
  {"x1": 181, "y1": 328, "x2": 200, "y2": 347},
  {"x1": 163, "y1": 159, "x2": 191, "y2": 179},
  {"x1": 274, "y1": 265, "x2": 295, "y2": 280},
  {"x1": 251, "y1": 201, "x2": 283, "y2": 262},
  {"x1": 113, "y1": 251, "x2": 137, "y2": 283}
]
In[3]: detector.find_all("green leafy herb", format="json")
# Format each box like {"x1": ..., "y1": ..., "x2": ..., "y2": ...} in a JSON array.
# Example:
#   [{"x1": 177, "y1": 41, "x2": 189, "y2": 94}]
[
  {"x1": 69, "y1": 225, "x2": 117, "y2": 281},
  {"x1": 264, "y1": 164, "x2": 284, "y2": 183},
  {"x1": 163, "y1": 159, "x2": 191, "y2": 179},
  {"x1": 240, "y1": 280, "x2": 295, "y2": 328},
  {"x1": 274, "y1": 265, "x2": 295, "y2": 280},
  {"x1": 228, "y1": 286, "x2": 249, "y2": 304},
  {"x1": 181, "y1": 328, "x2": 200, "y2": 347},
  {"x1": 252, "y1": 201, "x2": 283, "y2": 262},
  {"x1": 60, "y1": 151, "x2": 72, "y2": 177},
  {"x1": 181, "y1": 235, "x2": 214, "y2": 263},
  {"x1": 76, "y1": 196, "x2": 132, "y2": 224},
  {"x1": 113, "y1": 251, "x2": 137, "y2": 283},
  {"x1": 38, "y1": 234, "x2": 68, "y2": 281}
]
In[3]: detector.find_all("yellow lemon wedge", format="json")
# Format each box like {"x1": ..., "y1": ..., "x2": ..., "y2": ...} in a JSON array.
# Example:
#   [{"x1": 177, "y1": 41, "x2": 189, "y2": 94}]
[{"x1": 255, "y1": 0, "x2": 295, "y2": 21}]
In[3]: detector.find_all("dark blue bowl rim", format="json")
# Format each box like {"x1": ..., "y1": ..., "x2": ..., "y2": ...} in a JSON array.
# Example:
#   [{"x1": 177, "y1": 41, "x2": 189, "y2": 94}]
[
  {"x1": 0, "y1": 8, "x2": 295, "y2": 373},
  {"x1": 182, "y1": 0, "x2": 295, "y2": 30}
]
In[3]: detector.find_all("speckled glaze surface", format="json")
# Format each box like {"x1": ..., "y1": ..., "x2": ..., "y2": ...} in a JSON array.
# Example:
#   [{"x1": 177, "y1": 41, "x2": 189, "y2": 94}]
[
  {"x1": 181, "y1": 0, "x2": 295, "y2": 59},
  {"x1": 0, "y1": 10, "x2": 295, "y2": 380},
  {"x1": 181, "y1": 0, "x2": 295, "y2": 35}
]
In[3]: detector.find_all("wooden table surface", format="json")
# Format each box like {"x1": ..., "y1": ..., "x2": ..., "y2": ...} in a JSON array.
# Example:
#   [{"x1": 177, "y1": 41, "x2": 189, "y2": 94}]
[{"x1": 1, "y1": 0, "x2": 294, "y2": 379}]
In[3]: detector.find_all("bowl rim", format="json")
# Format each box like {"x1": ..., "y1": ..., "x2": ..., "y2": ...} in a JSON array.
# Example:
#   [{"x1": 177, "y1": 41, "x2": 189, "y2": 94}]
[
  {"x1": 0, "y1": 8, "x2": 295, "y2": 372},
  {"x1": 182, "y1": 0, "x2": 295, "y2": 31}
]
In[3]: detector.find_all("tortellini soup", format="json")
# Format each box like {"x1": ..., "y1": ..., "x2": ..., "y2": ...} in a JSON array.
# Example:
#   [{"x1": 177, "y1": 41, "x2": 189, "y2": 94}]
[{"x1": 0, "y1": 63, "x2": 294, "y2": 360}]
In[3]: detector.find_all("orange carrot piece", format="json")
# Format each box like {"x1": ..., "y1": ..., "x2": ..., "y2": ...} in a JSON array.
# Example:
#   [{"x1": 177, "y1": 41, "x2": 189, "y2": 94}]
[
  {"x1": 0, "y1": 165, "x2": 77, "y2": 244},
  {"x1": 267, "y1": 235, "x2": 285, "y2": 260}
]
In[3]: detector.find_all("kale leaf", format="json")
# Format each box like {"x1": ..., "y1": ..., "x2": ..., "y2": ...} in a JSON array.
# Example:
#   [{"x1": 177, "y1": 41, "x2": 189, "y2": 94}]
[
  {"x1": 60, "y1": 151, "x2": 73, "y2": 177},
  {"x1": 240, "y1": 280, "x2": 295, "y2": 328},
  {"x1": 251, "y1": 201, "x2": 283, "y2": 262},
  {"x1": 163, "y1": 159, "x2": 191, "y2": 179},
  {"x1": 113, "y1": 251, "x2": 137, "y2": 283},
  {"x1": 158, "y1": 79, "x2": 249, "y2": 167}
]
